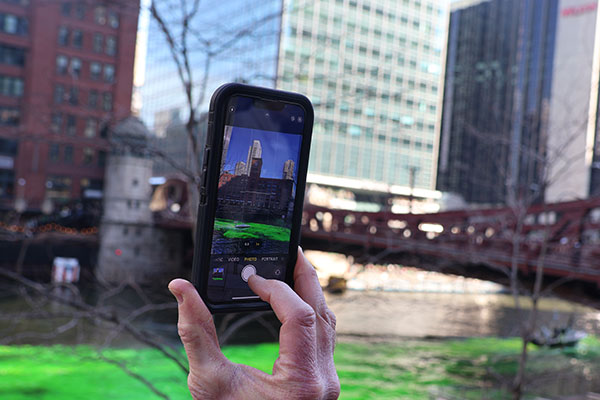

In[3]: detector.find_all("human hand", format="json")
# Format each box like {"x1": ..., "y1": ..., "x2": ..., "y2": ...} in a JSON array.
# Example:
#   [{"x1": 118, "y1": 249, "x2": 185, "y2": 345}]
[{"x1": 168, "y1": 247, "x2": 340, "y2": 399}]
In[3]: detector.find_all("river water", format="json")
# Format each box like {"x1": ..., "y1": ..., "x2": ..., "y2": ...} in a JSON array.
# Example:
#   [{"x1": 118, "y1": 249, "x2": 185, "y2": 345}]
[
  {"x1": 1, "y1": 280, "x2": 599, "y2": 347},
  {"x1": 326, "y1": 291, "x2": 600, "y2": 339}
]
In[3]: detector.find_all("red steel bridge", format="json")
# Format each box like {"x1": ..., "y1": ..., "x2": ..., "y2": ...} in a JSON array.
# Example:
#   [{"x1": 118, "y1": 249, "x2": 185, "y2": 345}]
[{"x1": 300, "y1": 198, "x2": 600, "y2": 289}]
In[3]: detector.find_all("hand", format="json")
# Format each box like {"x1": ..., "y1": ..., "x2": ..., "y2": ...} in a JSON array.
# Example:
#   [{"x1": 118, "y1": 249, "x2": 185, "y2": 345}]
[{"x1": 168, "y1": 247, "x2": 340, "y2": 400}]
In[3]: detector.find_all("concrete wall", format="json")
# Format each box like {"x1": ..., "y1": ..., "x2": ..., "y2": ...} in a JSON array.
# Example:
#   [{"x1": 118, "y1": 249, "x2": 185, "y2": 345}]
[{"x1": 546, "y1": 0, "x2": 599, "y2": 201}]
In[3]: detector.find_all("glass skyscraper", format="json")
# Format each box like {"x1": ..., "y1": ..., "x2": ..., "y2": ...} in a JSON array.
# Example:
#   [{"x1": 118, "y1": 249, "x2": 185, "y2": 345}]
[
  {"x1": 437, "y1": 0, "x2": 559, "y2": 205},
  {"x1": 141, "y1": 0, "x2": 449, "y2": 190},
  {"x1": 439, "y1": 0, "x2": 600, "y2": 205}
]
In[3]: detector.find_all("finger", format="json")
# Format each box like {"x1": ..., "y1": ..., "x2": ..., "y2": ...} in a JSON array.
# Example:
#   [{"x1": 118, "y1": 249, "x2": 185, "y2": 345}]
[
  {"x1": 168, "y1": 279, "x2": 225, "y2": 371},
  {"x1": 292, "y1": 248, "x2": 337, "y2": 378},
  {"x1": 248, "y1": 275, "x2": 318, "y2": 370},
  {"x1": 293, "y1": 247, "x2": 333, "y2": 325}
]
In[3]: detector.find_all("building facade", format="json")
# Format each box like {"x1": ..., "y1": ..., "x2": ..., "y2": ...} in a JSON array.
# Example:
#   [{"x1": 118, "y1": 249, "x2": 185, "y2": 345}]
[
  {"x1": 438, "y1": 0, "x2": 600, "y2": 205},
  {"x1": 0, "y1": 0, "x2": 138, "y2": 212},
  {"x1": 141, "y1": 0, "x2": 449, "y2": 193},
  {"x1": 277, "y1": 0, "x2": 448, "y2": 190}
]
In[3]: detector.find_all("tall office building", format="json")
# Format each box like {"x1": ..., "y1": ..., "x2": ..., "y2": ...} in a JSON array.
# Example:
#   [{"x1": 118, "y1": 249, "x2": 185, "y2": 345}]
[
  {"x1": 245, "y1": 139, "x2": 262, "y2": 176},
  {"x1": 140, "y1": 0, "x2": 282, "y2": 132},
  {"x1": 141, "y1": 0, "x2": 449, "y2": 191},
  {"x1": 438, "y1": 0, "x2": 600, "y2": 205},
  {"x1": 283, "y1": 159, "x2": 294, "y2": 180},
  {"x1": 277, "y1": 0, "x2": 448, "y2": 190},
  {"x1": 0, "y1": 0, "x2": 138, "y2": 211},
  {"x1": 234, "y1": 161, "x2": 246, "y2": 176}
]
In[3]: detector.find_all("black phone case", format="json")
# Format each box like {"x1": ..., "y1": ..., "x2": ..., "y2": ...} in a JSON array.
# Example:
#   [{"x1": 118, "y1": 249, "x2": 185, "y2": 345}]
[{"x1": 191, "y1": 83, "x2": 314, "y2": 313}]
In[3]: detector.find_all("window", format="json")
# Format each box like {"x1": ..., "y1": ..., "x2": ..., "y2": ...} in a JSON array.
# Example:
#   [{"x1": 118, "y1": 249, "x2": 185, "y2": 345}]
[
  {"x1": 65, "y1": 115, "x2": 76, "y2": 135},
  {"x1": 94, "y1": 6, "x2": 106, "y2": 25},
  {"x1": 102, "y1": 92, "x2": 112, "y2": 111},
  {"x1": 51, "y1": 113, "x2": 62, "y2": 133},
  {"x1": 0, "y1": 169, "x2": 14, "y2": 199},
  {"x1": 108, "y1": 10, "x2": 119, "y2": 28},
  {"x1": 56, "y1": 55, "x2": 69, "y2": 75},
  {"x1": 88, "y1": 90, "x2": 98, "y2": 108},
  {"x1": 45, "y1": 175, "x2": 72, "y2": 201},
  {"x1": 68, "y1": 86, "x2": 78, "y2": 105},
  {"x1": 0, "y1": 76, "x2": 23, "y2": 97},
  {"x1": 0, "y1": 44, "x2": 25, "y2": 66},
  {"x1": 93, "y1": 33, "x2": 103, "y2": 53},
  {"x1": 75, "y1": 3, "x2": 85, "y2": 19},
  {"x1": 58, "y1": 26, "x2": 69, "y2": 46},
  {"x1": 49, "y1": 143, "x2": 60, "y2": 162},
  {"x1": 84, "y1": 118, "x2": 97, "y2": 137},
  {"x1": 105, "y1": 36, "x2": 116, "y2": 56},
  {"x1": 54, "y1": 85, "x2": 65, "y2": 103},
  {"x1": 70, "y1": 57, "x2": 81, "y2": 78},
  {"x1": 103, "y1": 64, "x2": 114, "y2": 83},
  {"x1": 61, "y1": 2, "x2": 71, "y2": 16},
  {"x1": 98, "y1": 150, "x2": 106, "y2": 167},
  {"x1": 64, "y1": 145, "x2": 73, "y2": 163},
  {"x1": 90, "y1": 62, "x2": 101, "y2": 80},
  {"x1": 0, "y1": 13, "x2": 27, "y2": 35},
  {"x1": 72, "y1": 29, "x2": 82, "y2": 48},
  {"x1": 83, "y1": 147, "x2": 94, "y2": 165},
  {"x1": 0, "y1": 106, "x2": 19, "y2": 126},
  {"x1": 4, "y1": 14, "x2": 17, "y2": 33}
]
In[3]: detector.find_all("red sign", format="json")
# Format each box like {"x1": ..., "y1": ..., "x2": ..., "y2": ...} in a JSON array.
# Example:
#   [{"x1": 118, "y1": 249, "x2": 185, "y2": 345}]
[{"x1": 562, "y1": 3, "x2": 597, "y2": 17}]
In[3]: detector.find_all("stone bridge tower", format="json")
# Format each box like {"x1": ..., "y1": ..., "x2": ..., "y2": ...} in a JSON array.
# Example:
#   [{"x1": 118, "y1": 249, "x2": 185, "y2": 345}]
[{"x1": 97, "y1": 117, "x2": 182, "y2": 284}]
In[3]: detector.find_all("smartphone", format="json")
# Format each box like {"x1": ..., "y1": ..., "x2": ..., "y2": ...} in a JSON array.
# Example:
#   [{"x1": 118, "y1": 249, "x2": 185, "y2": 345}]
[{"x1": 192, "y1": 83, "x2": 313, "y2": 313}]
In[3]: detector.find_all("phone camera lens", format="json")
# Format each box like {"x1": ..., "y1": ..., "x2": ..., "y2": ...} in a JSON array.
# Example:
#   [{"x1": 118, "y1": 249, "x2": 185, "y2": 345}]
[{"x1": 229, "y1": 106, "x2": 235, "y2": 112}]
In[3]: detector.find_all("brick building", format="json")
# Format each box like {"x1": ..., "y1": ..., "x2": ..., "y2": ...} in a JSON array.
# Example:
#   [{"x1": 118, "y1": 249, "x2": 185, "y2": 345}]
[{"x1": 0, "y1": 0, "x2": 138, "y2": 212}]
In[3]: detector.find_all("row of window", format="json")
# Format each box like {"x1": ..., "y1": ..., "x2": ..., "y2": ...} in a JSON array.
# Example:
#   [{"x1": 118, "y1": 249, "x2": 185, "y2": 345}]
[
  {"x1": 61, "y1": 2, "x2": 119, "y2": 29},
  {"x1": 291, "y1": 26, "x2": 439, "y2": 54},
  {"x1": 46, "y1": 175, "x2": 104, "y2": 201},
  {"x1": 0, "y1": 44, "x2": 24, "y2": 66},
  {"x1": 54, "y1": 85, "x2": 113, "y2": 111},
  {"x1": 58, "y1": 27, "x2": 117, "y2": 56},
  {"x1": 48, "y1": 144, "x2": 106, "y2": 167},
  {"x1": 0, "y1": 106, "x2": 19, "y2": 126},
  {"x1": 303, "y1": 73, "x2": 439, "y2": 94},
  {"x1": 50, "y1": 113, "x2": 104, "y2": 138},
  {"x1": 0, "y1": 75, "x2": 24, "y2": 97},
  {"x1": 56, "y1": 55, "x2": 115, "y2": 83},
  {"x1": 335, "y1": 0, "x2": 440, "y2": 16},
  {"x1": 0, "y1": 168, "x2": 13, "y2": 199},
  {"x1": 0, "y1": 13, "x2": 27, "y2": 36}
]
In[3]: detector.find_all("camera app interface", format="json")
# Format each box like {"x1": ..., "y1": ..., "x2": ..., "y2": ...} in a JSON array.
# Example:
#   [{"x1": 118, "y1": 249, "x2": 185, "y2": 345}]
[{"x1": 208, "y1": 96, "x2": 305, "y2": 303}]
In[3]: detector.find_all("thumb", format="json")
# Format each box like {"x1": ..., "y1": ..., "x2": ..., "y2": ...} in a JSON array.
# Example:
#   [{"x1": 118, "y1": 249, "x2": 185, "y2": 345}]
[{"x1": 168, "y1": 279, "x2": 224, "y2": 370}]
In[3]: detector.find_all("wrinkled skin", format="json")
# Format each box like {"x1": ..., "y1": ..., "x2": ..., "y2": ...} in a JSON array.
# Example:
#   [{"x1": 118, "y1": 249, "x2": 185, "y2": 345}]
[{"x1": 168, "y1": 248, "x2": 340, "y2": 400}]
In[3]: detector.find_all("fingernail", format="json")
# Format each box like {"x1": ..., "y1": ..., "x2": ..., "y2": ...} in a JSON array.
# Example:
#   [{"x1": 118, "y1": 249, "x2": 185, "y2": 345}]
[{"x1": 168, "y1": 284, "x2": 184, "y2": 304}]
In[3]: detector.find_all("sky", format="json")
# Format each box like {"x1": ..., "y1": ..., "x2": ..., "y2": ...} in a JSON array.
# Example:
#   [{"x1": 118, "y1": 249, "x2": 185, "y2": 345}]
[{"x1": 222, "y1": 126, "x2": 302, "y2": 181}]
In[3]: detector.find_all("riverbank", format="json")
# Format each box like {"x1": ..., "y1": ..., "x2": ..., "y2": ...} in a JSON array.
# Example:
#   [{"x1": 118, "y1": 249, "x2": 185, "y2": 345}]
[{"x1": 1, "y1": 336, "x2": 599, "y2": 399}]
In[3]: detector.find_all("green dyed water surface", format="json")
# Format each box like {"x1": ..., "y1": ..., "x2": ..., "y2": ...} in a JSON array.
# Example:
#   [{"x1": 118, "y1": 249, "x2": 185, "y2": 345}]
[
  {"x1": 1, "y1": 337, "x2": 599, "y2": 399},
  {"x1": 213, "y1": 218, "x2": 291, "y2": 242}
]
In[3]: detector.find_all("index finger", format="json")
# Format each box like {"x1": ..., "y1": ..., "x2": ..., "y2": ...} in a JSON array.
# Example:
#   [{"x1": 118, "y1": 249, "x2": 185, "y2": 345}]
[
  {"x1": 247, "y1": 274, "x2": 318, "y2": 371},
  {"x1": 293, "y1": 248, "x2": 333, "y2": 325}
]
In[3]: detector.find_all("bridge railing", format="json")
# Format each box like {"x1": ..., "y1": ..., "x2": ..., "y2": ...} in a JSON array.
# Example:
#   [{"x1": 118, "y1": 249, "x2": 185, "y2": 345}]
[{"x1": 301, "y1": 198, "x2": 600, "y2": 282}]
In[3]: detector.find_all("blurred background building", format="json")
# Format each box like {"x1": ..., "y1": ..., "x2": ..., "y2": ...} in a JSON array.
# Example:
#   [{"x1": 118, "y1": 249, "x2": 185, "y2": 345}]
[
  {"x1": 438, "y1": 0, "x2": 600, "y2": 205},
  {"x1": 140, "y1": 0, "x2": 449, "y2": 210},
  {"x1": 0, "y1": 0, "x2": 138, "y2": 213}
]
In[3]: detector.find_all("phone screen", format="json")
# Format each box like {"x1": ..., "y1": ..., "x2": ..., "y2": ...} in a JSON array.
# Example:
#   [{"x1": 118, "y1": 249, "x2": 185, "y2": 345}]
[{"x1": 207, "y1": 95, "x2": 306, "y2": 303}]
